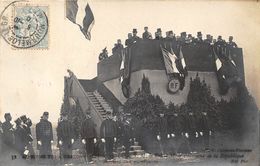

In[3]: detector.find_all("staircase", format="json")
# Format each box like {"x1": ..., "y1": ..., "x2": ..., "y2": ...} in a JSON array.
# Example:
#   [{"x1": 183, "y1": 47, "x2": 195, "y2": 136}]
[
  {"x1": 86, "y1": 90, "x2": 113, "y2": 119},
  {"x1": 115, "y1": 141, "x2": 145, "y2": 157}
]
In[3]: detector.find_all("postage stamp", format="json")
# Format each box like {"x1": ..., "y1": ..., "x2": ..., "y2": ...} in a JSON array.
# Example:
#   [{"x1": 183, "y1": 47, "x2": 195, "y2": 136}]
[{"x1": 0, "y1": 1, "x2": 48, "y2": 49}]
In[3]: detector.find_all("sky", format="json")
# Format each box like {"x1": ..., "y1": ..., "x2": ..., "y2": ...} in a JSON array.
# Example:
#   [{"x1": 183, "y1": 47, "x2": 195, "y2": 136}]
[{"x1": 0, "y1": 0, "x2": 260, "y2": 123}]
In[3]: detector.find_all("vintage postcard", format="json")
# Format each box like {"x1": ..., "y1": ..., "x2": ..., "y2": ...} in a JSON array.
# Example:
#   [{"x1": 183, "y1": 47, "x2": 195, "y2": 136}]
[{"x1": 0, "y1": 0, "x2": 259, "y2": 165}]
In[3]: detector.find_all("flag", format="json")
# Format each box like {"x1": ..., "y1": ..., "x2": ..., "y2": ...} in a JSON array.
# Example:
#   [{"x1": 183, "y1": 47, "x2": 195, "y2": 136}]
[
  {"x1": 161, "y1": 46, "x2": 178, "y2": 74},
  {"x1": 66, "y1": 0, "x2": 94, "y2": 40},
  {"x1": 179, "y1": 47, "x2": 186, "y2": 69}
]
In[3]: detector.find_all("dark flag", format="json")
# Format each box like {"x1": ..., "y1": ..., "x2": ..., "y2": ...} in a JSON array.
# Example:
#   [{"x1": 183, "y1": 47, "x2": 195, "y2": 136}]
[{"x1": 66, "y1": 0, "x2": 95, "y2": 40}]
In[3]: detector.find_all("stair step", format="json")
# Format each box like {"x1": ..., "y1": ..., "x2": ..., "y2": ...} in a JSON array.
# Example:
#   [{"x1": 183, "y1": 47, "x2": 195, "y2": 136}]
[{"x1": 131, "y1": 146, "x2": 142, "y2": 151}]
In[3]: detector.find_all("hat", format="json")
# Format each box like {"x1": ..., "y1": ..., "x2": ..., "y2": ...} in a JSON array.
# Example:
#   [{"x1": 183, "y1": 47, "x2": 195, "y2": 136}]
[
  {"x1": 157, "y1": 28, "x2": 162, "y2": 32},
  {"x1": 133, "y1": 29, "x2": 137, "y2": 33},
  {"x1": 169, "y1": 30, "x2": 173, "y2": 34},
  {"x1": 206, "y1": 34, "x2": 211, "y2": 38},
  {"x1": 15, "y1": 118, "x2": 22, "y2": 124},
  {"x1": 188, "y1": 34, "x2": 192, "y2": 37},
  {"x1": 181, "y1": 32, "x2": 186, "y2": 36},
  {"x1": 106, "y1": 111, "x2": 112, "y2": 115},
  {"x1": 197, "y1": 32, "x2": 202, "y2": 36},
  {"x1": 4, "y1": 113, "x2": 11, "y2": 118},
  {"x1": 43, "y1": 112, "x2": 49, "y2": 116},
  {"x1": 20, "y1": 115, "x2": 27, "y2": 122},
  {"x1": 144, "y1": 26, "x2": 148, "y2": 29},
  {"x1": 229, "y1": 36, "x2": 233, "y2": 39}
]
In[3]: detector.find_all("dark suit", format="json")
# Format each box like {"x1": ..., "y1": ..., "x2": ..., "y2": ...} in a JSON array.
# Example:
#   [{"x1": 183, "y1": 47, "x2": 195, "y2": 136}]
[
  {"x1": 80, "y1": 118, "x2": 96, "y2": 162},
  {"x1": 36, "y1": 119, "x2": 53, "y2": 159}
]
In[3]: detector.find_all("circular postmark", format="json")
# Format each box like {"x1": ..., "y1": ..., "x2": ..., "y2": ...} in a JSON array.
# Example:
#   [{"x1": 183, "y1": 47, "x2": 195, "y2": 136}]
[{"x1": 0, "y1": 2, "x2": 48, "y2": 48}]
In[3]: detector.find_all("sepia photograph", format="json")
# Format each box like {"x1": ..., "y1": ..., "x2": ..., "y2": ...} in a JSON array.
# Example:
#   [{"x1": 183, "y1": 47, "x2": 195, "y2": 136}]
[{"x1": 0, "y1": 0, "x2": 259, "y2": 165}]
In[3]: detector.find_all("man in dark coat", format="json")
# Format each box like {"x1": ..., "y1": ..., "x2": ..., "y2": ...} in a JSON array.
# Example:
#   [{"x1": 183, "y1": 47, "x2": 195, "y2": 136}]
[
  {"x1": 2, "y1": 113, "x2": 15, "y2": 150},
  {"x1": 80, "y1": 114, "x2": 97, "y2": 164},
  {"x1": 142, "y1": 26, "x2": 152, "y2": 39},
  {"x1": 186, "y1": 112, "x2": 198, "y2": 152},
  {"x1": 118, "y1": 115, "x2": 133, "y2": 158},
  {"x1": 14, "y1": 118, "x2": 27, "y2": 158},
  {"x1": 36, "y1": 112, "x2": 53, "y2": 159},
  {"x1": 156, "y1": 113, "x2": 168, "y2": 156},
  {"x1": 100, "y1": 112, "x2": 117, "y2": 161},
  {"x1": 198, "y1": 112, "x2": 210, "y2": 150},
  {"x1": 20, "y1": 115, "x2": 35, "y2": 159},
  {"x1": 57, "y1": 113, "x2": 74, "y2": 162}
]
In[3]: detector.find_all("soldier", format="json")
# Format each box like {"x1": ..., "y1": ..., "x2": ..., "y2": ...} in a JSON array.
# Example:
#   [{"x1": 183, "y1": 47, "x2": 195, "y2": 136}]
[
  {"x1": 112, "y1": 39, "x2": 124, "y2": 55},
  {"x1": 215, "y1": 35, "x2": 226, "y2": 46},
  {"x1": 36, "y1": 112, "x2": 53, "y2": 159},
  {"x1": 132, "y1": 28, "x2": 140, "y2": 41},
  {"x1": 178, "y1": 32, "x2": 187, "y2": 45},
  {"x1": 156, "y1": 113, "x2": 168, "y2": 157},
  {"x1": 142, "y1": 26, "x2": 152, "y2": 39},
  {"x1": 57, "y1": 113, "x2": 75, "y2": 162},
  {"x1": 227, "y1": 36, "x2": 237, "y2": 48},
  {"x1": 195, "y1": 31, "x2": 203, "y2": 43},
  {"x1": 119, "y1": 115, "x2": 133, "y2": 159},
  {"x1": 100, "y1": 111, "x2": 117, "y2": 161},
  {"x1": 198, "y1": 112, "x2": 210, "y2": 151},
  {"x1": 20, "y1": 115, "x2": 35, "y2": 159},
  {"x1": 80, "y1": 113, "x2": 97, "y2": 164},
  {"x1": 155, "y1": 28, "x2": 163, "y2": 40},
  {"x1": 2, "y1": 113, "x2": 15, "y2": 150},
  {"x1": 186, "y1": 112, "x2": 197, "y2": 153},
  {"x1": 14, "y1": 118, "x2": 27, "y2": 158},
  {"x1": 125, "y1": 33, "x2": 133, "y2": 46},
  {"x1": 187, "y1": 34, "x2": 193, "y2": 43},
  {"x1": 204, "y1": 34, "x2": 212, "y2": 44},
  {"x1": 99, "y1": 47, "x2": 109, "y2": 61}
]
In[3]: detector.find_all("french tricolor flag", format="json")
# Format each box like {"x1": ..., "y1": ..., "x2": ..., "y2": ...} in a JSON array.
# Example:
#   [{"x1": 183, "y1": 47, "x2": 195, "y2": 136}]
[{"x1": 66, "y1": 0, "x2": 94, "y2": 40}]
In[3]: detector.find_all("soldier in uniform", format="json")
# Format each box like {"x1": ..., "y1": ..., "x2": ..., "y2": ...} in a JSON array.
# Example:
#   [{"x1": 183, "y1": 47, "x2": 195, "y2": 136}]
[
  {"x1": 227, "y1": 36, "x2": 237, "y2": 48},
  {"x1": 155, "y1": 28, "x2": 163, "y2": 40},
  {"x1": 195, "y1": 32, "x2": 203, "y2": 43},
  {"x1": 119, "y1": 115, "x2": 133, "y2": 159},
  {"x1": 20, "y1": 115, "x2": 35, "y2": 159},
  {"x1": 132, "y1": 28, "x2": 140, "y2": 42},
  {"x1": 198, "y1": 112, "x2": 210, "y2": 151},
  {"x1": 99, "y1": 47, "x2": 109, "y2": 61},
  {"x1": 100, "y1": 111, "x2": 117, "y2": 161},
  {"x1": 186, "y1": 112, "x2": 197, "y2": 153},
  {"x1": 80, "y1": 113, "x2": 97, "y2": 164},
  {"x1": 2, "y1": 113, "x2": 15, "y2": 150},
  {"x1": 204, "y1": 34, "x2": 213, "y2": 44},
  {"x1": 156, "y1": 113, "x2": 168, "y2": 157},
  {"x1": 125, "y1": 33, "x2": 133, "y2": 46},
  {"x1": 36, "y1": 112, "x2": 53, "y2": 159},
  {"x1": 14, "y1": 118, "x2": 27, "y2": 158},
  {"x1": 57, "y1": 113, "x2": 75, "y2": 162},
  {"x1": 112, "y1": 39, "x2": 124, "y2": 55},
  {"x1": 142, "y1": 26, "x2": 152, "y2": 39}
]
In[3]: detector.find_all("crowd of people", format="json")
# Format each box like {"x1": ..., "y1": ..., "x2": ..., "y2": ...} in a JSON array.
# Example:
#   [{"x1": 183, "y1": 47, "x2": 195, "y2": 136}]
[
  {"x1": 98, "y1": 26, "x2": 238, "y2": 61},
  {"x1": 0, "y1": 111, "x2": 135, "y2": 164}
]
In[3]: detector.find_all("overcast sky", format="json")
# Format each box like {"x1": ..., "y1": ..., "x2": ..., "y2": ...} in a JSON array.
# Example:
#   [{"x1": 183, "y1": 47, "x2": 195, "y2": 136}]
[{"x1": 0, "y1": 0, "x2": 259, "y2": 123}]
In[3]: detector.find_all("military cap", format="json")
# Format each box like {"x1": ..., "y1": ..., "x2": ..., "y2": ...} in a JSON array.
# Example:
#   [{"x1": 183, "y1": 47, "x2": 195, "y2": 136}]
[
  {"x1": 15, "y1": 118, "x2": 22, "y2": 124},
  {"x1": 157, "y1": 28, "x2": 162, "y2": 32},
  {"x1": 188, "y1": 34, "x2": 192, "y2": 37},
  {"x1": 144, "y1": 26, "x2": 148, "y2": 29},
  {"x1": 206, "y1": 34, "x2": 211, "y2": 38},
  {"x1": 133, "y1": 29, "x2": 137, "y2": 33},
  {"x1": 43, "y1": 112, "x2": 49, "y2": 116},
  {"x1": 4, "y1": 113, "x2": 11, "y2": 118},
  {"x1": 20, "y1": 115, "x2": 27, "y2": 122},
  {"x1": 181, "y1": 32, "x2": 186, "y2": 36},
  {"x1": 218, "y1": 35, "x2": 222, "y2": 39},
  {"x1": 229, "y1": 36, "x2": 233, "y2": 39},
  {"x1": 169, "y1": 30, "x2": 173, "y2": 34},
  {"x1": 197, "y1": 32, "x2": 202, "y2": 36}
]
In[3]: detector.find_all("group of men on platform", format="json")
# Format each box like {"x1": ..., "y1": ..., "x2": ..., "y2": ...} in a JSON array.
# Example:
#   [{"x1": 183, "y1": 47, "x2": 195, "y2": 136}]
[{"x1": 98, "y1": 27, "x2": 238, "y2": 62}]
